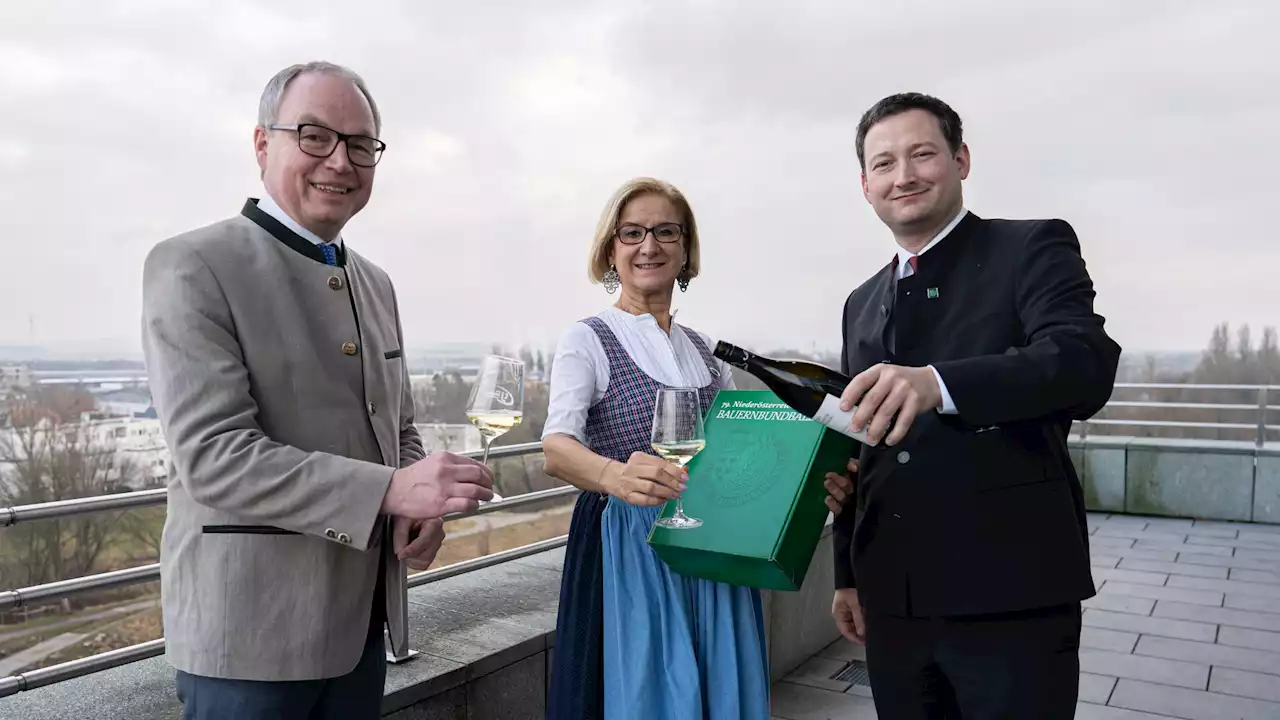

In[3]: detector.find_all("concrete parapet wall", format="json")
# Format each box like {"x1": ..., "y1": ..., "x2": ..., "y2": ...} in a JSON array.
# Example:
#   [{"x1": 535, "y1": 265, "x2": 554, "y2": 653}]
[{"x1": 1071, "y1": 436, "x2": 1280, "y2": 524}]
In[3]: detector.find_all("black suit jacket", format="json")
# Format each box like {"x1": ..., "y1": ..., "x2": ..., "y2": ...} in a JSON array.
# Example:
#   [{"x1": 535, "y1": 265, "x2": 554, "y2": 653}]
[{"x1": 832, "y1": 211, "x2": 1120, "y2": 618}]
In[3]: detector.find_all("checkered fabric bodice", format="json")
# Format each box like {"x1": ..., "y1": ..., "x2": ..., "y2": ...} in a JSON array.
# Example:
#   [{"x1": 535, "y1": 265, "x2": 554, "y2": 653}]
[{"x1": 580, "y1": 316, "x2": 720, "y2": 464}]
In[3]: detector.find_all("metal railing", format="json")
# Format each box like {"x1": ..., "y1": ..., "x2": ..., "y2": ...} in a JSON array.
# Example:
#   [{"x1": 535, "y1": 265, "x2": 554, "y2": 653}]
[
  {"x1": 0, "y1": 440, "x2": 573, "y2": 699},
  {"x1": 0, "y1": 534, "x2": 570, "y2": 698},
  {"x1": 2, "y1": 383, "x2": 1275, "y2": 698},
  {"x1": 1073, "y1": 383, "x2": 1278, "y2": 447}
]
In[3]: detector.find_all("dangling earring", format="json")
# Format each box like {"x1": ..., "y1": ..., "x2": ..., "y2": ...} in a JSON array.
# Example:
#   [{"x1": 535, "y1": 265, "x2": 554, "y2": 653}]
[
  {"x1": 603, "y1": 265, "x2": 620, "y2": 294},
  {"x1": 677, "y1": 265, "x2": 690, "y2": 293}
]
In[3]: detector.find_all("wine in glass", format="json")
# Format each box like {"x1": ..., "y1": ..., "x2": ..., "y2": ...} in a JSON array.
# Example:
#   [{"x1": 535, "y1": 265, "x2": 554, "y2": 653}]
[
  {"x1": 650, "y1": 387, "x2": 705, "y2": 530},
  {"x1": 466, "y1": 355, "x2": 525, "y2": 482}
]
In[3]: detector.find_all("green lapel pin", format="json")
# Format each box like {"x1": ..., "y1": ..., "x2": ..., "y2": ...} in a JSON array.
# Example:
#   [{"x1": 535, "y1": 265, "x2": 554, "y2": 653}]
[{"x1": 927, "y1": 287, "x2": 939, "y2": 299}]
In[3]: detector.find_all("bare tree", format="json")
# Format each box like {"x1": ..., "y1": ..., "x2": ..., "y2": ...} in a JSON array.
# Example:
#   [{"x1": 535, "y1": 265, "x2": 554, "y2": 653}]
[{"x1": 0, "y1": 391, "x2": 137, "y2": 592}]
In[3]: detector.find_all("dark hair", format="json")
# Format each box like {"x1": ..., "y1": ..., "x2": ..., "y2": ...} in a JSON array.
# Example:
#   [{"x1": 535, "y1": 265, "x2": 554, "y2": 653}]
[{"x1": 855, "y1": 92, "x2": 963, "y2": 170}]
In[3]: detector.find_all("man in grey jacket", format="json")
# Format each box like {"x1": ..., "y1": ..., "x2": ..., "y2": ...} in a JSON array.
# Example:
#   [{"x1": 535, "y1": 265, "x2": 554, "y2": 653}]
[{"x1": 141, "y1": 61, "x2": 494, "y2": 719}]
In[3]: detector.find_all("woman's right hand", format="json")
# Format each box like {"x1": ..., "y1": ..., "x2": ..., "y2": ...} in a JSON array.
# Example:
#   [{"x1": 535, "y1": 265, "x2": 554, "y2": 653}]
[{"x1": 603, "y1": 452, "x2": 688, "y2": 506}]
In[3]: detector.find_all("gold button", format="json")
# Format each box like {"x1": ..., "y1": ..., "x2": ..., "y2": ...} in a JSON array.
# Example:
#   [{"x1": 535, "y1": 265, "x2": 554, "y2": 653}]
[
  {"x1": 327, "y1": 276, "x2": 343, "y2": 291},
  {"x1": 325, "y1": 528, "x2": 337, "y2": 539},
  {"x1": 338, "y1": 533, "x2": 352, "y2": 544},
  {"x1": 342, "y1": 342, "x2": 358, "y2": 356}
]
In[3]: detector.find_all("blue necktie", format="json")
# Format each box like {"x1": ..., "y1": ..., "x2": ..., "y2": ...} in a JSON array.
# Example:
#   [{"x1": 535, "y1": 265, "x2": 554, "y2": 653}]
[{"x1": 321, "y1": 243, "x2": 337, "y2": 266}]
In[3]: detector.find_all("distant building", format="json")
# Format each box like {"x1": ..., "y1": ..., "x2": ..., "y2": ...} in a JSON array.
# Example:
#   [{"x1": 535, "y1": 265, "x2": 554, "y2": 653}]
[
  {"x1": 0, "y1": 365, "x2": 32, "y2": 391},
  {"x1": 93, "y1": 387, "x2": 154, "y2": 418},
  {"x1": 414, "y1": 423, "x2": 484, "y2": 454},
  {"x1": 0, "y1": 416, "x2": 168, "y2": 491}
]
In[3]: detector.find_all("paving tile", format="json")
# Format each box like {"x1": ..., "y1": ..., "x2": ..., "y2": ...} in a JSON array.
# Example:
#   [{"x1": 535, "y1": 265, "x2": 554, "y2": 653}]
[
  {"x1": 1084, "y1": 608, "x2": 1218, "y2": 642},
  {"x1": 1078, "y1": 673, "x2": 1117, "y2": 704},
  {"x1": 1176, "y1": 552, "x2": 1280, "y2": 572},
  {"x1": 1135, "y1": 538, "x2": 1234, "y2": 556},
  {"x1": 1168, "y1": 575, "x2": 1280, "y2": 599},
  {"x1": 1192, "y1": 520, "x2": 1279, "y2": 535},
  {"x1": 1109, "y1": 677, "x2": 1280, "y2": 720},
  {"x1": 814, "y1": 638, "x2": 866, "y2": 662},
  {"x1": 1093, "y1": 535, "x2": 1138, "y2": 549},
  {"x1": 1084, "y1": 594, "x2": 1156, "y2": 616},
  {"x1": 1073, "y1": 701, "x2": 1183, "y2": 719},
  {"x1": 1081, "y1": 626, "x2": 1140, "y2": 652},
  {"x1": 1138, "y1": 516, "x2": 1196, "y2": 531},
  {"x1": 1092, "y1": 567, "x2": 1170, "y2": 587},
  {"x1": 1111, "y1": 547, "x2": 1181, "y2": 563},
  {"x1": 1188, "y1": 535, "x2": 1280, "y2": 552},
  {"x1": 1230, "y1": 568, "x2": 1280, "y2": 585},
  {"x1": 1234, "y1": 533, "x2": 1280, "y2": 548},
  {"x1": 1209, "y1": 667, "x2": 1280, "y2": 703},
  {"x1": 844, "y1": 684, "x2": 874, "y2": 699},
  {"x1": 1236, "y1": 547, "x2": 1280, "y2": 563},
  {"x1": 1225, "y1": 593, "x2": 1280, "y2": 613},
  {"x1": 1154, "y1": 600, "x2": 1280, "y2": 632},
  {"x1": 782, "y1": 655, "x2": 852, "y2": 693},
  {"x1": 1100, "y1": 516, "x2": 1151, "y2": 529},
  {"x1": 1184, "y1": 526, "x2": 1243, "y2": 539},
  {"x1": 1094, "y1": 526, "x2": 1189, "y2": 542},
  {"x1": 1093, "y1": 554, "x2": 1123, "y2": 569},
  {"x1": 1237, "y1": 525, "x2": 1280, "y2": 539},
  {"x1": 1100, "y1": 581, "x2": 1224, "y2": 607},
  {"x1": 1077, "y1": 647, "x2": 1209, "y2": 689},
  {"x1": 1119, "y1": 558, "x2": 1228, "y2": 579},
  {"x1": 1217, "y1": 624, "x2": 1280, "y2": 653},
  {"x1": 1203, "y1": 530, "x2": 1280, "y2": 545},
  {"x1": 770, "y1": 680, "x2": 879, "y2": 719},
  {"x1": 1135, "y1": 635, "x2": 1280, "y2": 675}
]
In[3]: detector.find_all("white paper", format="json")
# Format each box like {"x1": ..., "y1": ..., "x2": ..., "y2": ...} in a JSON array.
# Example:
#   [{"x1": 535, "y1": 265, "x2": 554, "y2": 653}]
[{"x1": 813, "y1": 394, "x2": 871, "y2": 443}]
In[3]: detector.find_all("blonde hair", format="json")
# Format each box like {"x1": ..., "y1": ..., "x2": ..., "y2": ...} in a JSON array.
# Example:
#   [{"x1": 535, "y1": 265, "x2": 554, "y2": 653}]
[{"x1": 587, "y1": 177, "x2": 701, "y2": 284}]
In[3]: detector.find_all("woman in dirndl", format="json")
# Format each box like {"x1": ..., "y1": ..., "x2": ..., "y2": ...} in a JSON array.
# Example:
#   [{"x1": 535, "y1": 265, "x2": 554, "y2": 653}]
[{"x1": 540, "y1": 177, "x2": 770, "y2": 719}]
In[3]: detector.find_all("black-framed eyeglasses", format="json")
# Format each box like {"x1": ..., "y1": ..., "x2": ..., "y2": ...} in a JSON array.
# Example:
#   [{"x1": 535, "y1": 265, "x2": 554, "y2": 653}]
[
  {"x1": 268, "y1": 123, "x2": 386, "y2": 168},
  {"x1": 614, "y1": 222, "x2": 684, "y2": 245}
]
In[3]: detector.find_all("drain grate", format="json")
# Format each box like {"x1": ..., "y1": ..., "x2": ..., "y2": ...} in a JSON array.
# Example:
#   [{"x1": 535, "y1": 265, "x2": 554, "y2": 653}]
[{"x1": 831, "y1": 659, "x2": 871, "y2": 686}]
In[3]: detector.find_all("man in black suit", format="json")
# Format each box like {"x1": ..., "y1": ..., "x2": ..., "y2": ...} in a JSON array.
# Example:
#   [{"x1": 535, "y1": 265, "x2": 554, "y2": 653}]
[{"x1": 822, "y1": 92, "x2": 1121, "y2": 718}]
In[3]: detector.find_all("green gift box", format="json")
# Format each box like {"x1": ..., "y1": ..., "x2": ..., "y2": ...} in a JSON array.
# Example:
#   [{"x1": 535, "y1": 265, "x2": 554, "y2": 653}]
[{"x1": 646, "y1": 389, "x2": 860, "y2": 591}]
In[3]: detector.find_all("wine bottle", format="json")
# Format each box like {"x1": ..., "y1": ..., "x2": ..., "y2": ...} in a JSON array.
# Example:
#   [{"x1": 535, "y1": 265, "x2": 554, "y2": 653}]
[{"x1": 712, "y1": 341, "x2": 872, "y2": 444}]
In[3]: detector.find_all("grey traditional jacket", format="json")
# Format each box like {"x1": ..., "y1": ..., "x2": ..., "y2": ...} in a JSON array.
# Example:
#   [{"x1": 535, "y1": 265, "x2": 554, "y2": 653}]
[{"x1": 141, "y1": 199, "x2": 423, "y2": 680}]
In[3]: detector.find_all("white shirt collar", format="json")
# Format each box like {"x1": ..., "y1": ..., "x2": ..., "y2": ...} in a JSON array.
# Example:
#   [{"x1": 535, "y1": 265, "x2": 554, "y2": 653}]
[
  {"x1": 895, "y1": 206, "x2": 967, "y2": 276},
  {"x1": 256, "y1": 193, "x2": 343, "y2": 249}
]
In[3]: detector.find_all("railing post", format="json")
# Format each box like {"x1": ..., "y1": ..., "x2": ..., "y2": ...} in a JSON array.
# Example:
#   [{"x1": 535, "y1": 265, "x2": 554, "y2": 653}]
[
  {"x1": 383, "y1": 521, "x2": 418, "y2": 664},
  {"x1": 1259, "y1": 387, "x2": 1270, "y2": 449}
]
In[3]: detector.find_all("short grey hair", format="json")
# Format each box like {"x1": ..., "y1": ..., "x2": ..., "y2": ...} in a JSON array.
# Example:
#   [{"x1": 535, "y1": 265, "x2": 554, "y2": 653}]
[{"x1": 257, "y1": 61, "x2": 382, "y2": 136}]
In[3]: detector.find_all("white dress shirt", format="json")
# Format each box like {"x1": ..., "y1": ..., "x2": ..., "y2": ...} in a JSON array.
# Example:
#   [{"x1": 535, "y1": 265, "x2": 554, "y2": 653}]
[
  {"x1": 541, "y1": 307, "x2": 736, "y2": 443},
  {"x1": 896, "y1": 207, "x2": 967, "y2": 415},
  {"x1": 256, "y1": 193, "x2": 343, "y2": 249}
]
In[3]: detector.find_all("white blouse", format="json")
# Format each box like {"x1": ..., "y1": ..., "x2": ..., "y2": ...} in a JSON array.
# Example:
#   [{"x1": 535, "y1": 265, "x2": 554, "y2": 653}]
[{"x1": 541, "y1": 307, "x2": 737, "y2": 443}]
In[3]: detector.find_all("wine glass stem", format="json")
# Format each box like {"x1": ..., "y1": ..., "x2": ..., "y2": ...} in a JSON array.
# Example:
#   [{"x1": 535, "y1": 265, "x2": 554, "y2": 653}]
[
  {"x1": 480, "y1": 439, "x2": 491, "y2": 466},
  {"x1": 674, "y1": 498, "x2": 686, "y2": 517}
]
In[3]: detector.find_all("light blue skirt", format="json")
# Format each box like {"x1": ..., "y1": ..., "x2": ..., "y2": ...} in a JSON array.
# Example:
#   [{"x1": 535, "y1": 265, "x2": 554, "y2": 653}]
[{"x1": 600, "y1": 497, "x2": 771, "y2": 720}]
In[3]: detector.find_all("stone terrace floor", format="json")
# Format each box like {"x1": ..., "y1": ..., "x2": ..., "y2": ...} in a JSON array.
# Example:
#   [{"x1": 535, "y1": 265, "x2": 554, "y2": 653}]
[{"x1": 770, "y1": 512, "x2": 1280, "y2": 719}]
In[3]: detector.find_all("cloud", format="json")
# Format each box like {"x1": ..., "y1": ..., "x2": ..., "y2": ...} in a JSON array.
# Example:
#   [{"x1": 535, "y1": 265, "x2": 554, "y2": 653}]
[{"x1": 0, "y1": 0, "x2": 1277, "y2": 357}]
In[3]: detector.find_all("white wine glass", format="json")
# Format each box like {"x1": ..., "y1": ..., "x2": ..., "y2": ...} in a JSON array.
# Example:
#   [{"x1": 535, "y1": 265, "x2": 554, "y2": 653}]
[
  {"x1": 466, "y1": 355, "x2": 525, "y2": 471},
  {"x1": 650, "y1": 387, "x2": 705, "y2": 530}
]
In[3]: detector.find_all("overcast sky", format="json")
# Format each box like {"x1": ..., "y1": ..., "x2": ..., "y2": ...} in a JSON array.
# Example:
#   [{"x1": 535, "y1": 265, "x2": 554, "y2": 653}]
[{"x1": 1, "y1": 0, "x2": 1276, "y2": 359}]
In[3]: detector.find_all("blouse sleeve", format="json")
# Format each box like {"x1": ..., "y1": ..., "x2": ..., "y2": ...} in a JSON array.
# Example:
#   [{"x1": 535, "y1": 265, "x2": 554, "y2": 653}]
[{"x1": 541, "y1": 322, "x2": 607, "y2": 443}]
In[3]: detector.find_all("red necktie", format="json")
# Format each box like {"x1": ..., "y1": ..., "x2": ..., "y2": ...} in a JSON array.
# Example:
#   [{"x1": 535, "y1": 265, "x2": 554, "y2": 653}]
[{"x1": 908, "y1": 256, "x2": 918, "y2": 273}]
